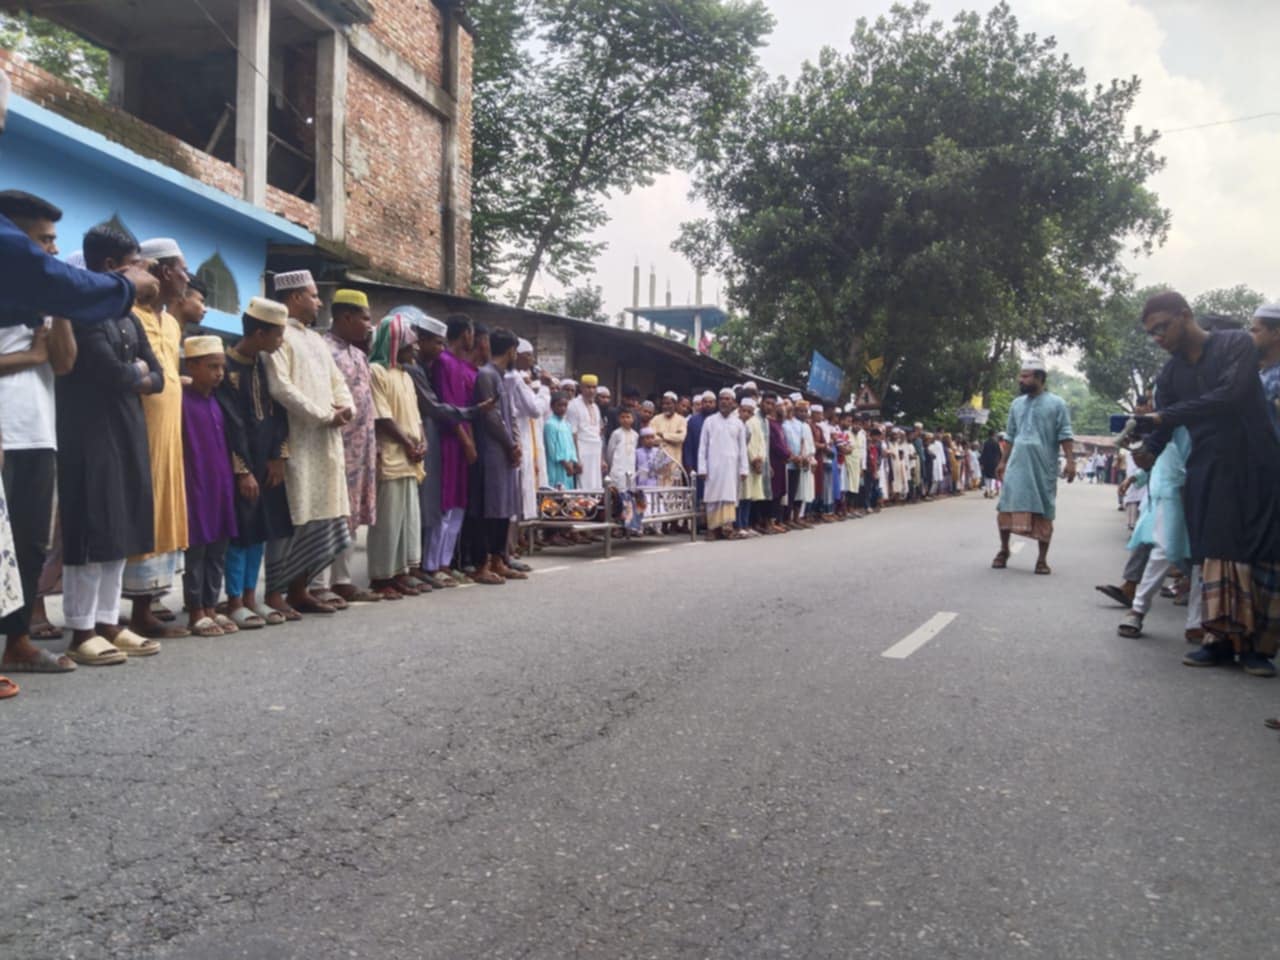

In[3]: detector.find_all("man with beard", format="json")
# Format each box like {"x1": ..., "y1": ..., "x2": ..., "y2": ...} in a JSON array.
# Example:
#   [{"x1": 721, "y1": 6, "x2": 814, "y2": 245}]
[
  {"x1": 1136, "y1": 292, "x2": 1280, "y2": 675},
  {"x1": 992, "y1": 357, "x2": 1075, "y2": 575}
]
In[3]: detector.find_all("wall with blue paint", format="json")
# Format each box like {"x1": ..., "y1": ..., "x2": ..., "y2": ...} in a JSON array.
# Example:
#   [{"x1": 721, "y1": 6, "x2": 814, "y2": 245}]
[{"x1": 0, "y1": 96, "x2": 315, "y2": 334}]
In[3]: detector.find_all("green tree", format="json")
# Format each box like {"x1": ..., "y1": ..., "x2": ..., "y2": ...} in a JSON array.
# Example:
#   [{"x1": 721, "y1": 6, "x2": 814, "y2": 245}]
[
  {"x1": 1052, "y1": 371, "x2": 1115, "y2": 435},
  {"x1": 527, "y1": 283, "x2": 610, "y2": 322},
  {"x1": 685, "y1": 1, "x2": 1167, "y2": 412},
  {"x1": 1192, "y1": 285, "x2": 1266, "y2": 325},
  {"x1": 1079, "y1": 282, "x2": 1169, "y2": 409},
  {"x1": 468, "y1": 0, "x2": 773, "y2": 305},
  {"x1": 0, "y1": 13, "x2": 107, "y2": 99}
]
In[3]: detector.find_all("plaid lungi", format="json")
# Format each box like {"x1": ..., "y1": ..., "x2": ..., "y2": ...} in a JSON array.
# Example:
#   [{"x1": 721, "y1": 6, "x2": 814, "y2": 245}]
[
  {"x1": 997, "y1": 511, "x2": 1053, "y2": 543},
  {"x1": 1251, "y1": 560, "x2": 1280, "y2": 656}
]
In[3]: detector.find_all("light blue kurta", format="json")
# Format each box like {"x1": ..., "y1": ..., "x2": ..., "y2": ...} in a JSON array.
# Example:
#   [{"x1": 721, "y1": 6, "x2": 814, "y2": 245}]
[
  {"x1": 997, "y1": 391, "x2": 1073, "y2": 521},
  {"x1": 543, "y1": 416, "x2": 578, "y2": 490},
  {"x1": 1127, "y1": 426, "x2": 1191, "y2": 563}
]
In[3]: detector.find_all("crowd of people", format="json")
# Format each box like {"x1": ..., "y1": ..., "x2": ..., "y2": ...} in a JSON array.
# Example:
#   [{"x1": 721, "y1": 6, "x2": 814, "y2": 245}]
[
  {"x1": 0, "y1": 190, "x2": 996, "y2": 699},
  {"x1": 1088, "y1": 294, "x2": 1280, "y2": 708}
]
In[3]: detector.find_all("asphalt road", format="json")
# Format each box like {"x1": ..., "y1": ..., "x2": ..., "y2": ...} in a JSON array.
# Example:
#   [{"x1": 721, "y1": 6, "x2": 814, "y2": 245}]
[{"x1": 5, "y1": 482, "x2": 1279, "y2": 960}]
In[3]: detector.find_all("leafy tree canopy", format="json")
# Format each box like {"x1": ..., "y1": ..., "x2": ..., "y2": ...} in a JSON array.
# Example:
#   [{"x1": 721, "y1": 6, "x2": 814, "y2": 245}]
[
  {"x1": 469, "y1": 0, "x2": 773, "y2": 305},
  {"x1": 684, "y1": 1, "x2": 1168, "y2": 414},
  {"x1": 0, "y1": 13, "x2": 107, "y2": 99}
]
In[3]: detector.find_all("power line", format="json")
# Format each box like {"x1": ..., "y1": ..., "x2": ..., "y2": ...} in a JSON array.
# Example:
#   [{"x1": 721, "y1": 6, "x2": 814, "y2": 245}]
[{"x1": 1159, "y1": 111, "x2": 1280, "y2": 134}]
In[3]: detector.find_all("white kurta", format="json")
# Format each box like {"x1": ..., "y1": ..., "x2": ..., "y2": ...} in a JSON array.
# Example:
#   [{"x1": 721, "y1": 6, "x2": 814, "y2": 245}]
[
  {"x1": 507, "y1": 372, "x2": 549, "y2": 518},
  {"x1": 606, "y1": 427, "x2": 638, "y2": 489},
  {"x1": 697, "y1": 412, "x2": 749, "y2": 505},
  {"x1": 928, "y1": 440, "x2": 946, "y2": 484},
  {"x1": 797, "y1": 423, "x2": 816, "y2": 503},
  {"x1": 266, "y1": 318, "x2": 354, "y2": 525},
  {"x1": 567, "y1": 395, "x2": 604, "y2": 492}
]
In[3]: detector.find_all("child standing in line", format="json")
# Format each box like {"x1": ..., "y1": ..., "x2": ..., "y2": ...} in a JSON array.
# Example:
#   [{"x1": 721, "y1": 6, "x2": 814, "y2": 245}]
[
  {"x1": 181, "y1": 336, "x2": 239, "y2": 637},
  {"x1": 544, "y1": 392, "x2": 579, "y2": 490}
]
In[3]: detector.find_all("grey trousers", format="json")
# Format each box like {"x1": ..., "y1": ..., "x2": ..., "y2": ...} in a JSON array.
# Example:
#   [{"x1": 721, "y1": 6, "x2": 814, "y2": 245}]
[
  {"x1": 1123, "y1": 542, "x2": 1152, "y2": 584},
  {"x1": 184, "y1": 540, "x2": 228, "y2": 609}
]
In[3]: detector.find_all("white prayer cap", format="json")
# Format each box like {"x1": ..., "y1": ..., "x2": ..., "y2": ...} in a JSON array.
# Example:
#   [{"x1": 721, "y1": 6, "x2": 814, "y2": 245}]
[
  {"x1": 140, "y1": 237, "x2": 183, "y2": 261},
  {"x1": 662, "y1": 390, "x2": 678, "y2": 401},
  {"x1": 741, "y1": 396, "x2": 757, "y2": 410},
  {"x1": 718, "y1": 387, "x2": 735, "y2": 399},
  {"x1": 516, "y1": 337, "x2": 534, "y2": 354},
  {"x1": 1254, "y1": 303, "x2": 1280, "y2": 321},
  {"x1": 743, "y1": 380, "x2": 759, "y2": 392},
  {"x1": 788, "y1": 392, "x2": 802, "y2": 402},
  {"x1": 913, "y1": 422, "x2": 923, "y2": 429},
  {"x1": 641, "y1": 399, "x2": 656, "y2": 411},
  {"x1": 65, "y1": 250, "x2": 85, "y2": 269},
  {"x1": 732, "y1": 383, "x2": 742, "y2": 391},
  {"x1": 272, "y1": 269, "x2": 315, "y2": 293},
  {"x1": 183, "y1": 334, "x2": 224, "y2": 359},
  {"x1": 245, "y1": 296, "x2": 288, "y2": 326},
  {"x1": 561, "y1": 378, "x2": 577, "y2": 387},
  {"x1": 413, "y1": 311, "x2": 448, "y2": 338},
  {"x1": 597, "y1": 385, "x2": 612, "y2": 396},
  {"x1": 811, "y1": 404, "x2": 824, "y2": 413},
  {"x1": 1022, "y1": 355, "x2": 1047, "y2": 373},
  {"x1": 701, "y1": 390, "x2": 716, "y2": 401}
]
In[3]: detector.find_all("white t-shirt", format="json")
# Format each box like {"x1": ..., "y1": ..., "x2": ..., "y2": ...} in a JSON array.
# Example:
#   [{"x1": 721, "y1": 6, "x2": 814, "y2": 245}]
[{"x1": 0, "y1": 321, "x2": 57, "y2": 450}]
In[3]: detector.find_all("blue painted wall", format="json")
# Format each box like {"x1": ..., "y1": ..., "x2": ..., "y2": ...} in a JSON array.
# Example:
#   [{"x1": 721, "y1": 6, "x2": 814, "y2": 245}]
[{"x1": 0, "y1": 96, "x2": 314, "y2": 333}]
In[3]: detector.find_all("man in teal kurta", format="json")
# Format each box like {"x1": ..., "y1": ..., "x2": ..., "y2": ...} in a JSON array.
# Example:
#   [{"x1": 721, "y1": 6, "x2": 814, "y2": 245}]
[{"x1": 993, "y1": 358, "x2": 1075, "y2": 574}]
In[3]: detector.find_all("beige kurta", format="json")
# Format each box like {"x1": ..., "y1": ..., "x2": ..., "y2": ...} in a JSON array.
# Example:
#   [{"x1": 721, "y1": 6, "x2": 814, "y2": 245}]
[
  {"x1": 133, "y1": 305, "x2": 187, "y2": 555},
  {"x1": 741, "y1": 413, "x2": 767, "y2": 500},
  {"x1": 266, "y1": 318, "x2": 354, "y2": 525},
  {"x1": 652, "y1": 412, "x2": 687, "y2": 468},
  {"x1": 370, "y1": 364, "x2": 426, "y2": 484}
]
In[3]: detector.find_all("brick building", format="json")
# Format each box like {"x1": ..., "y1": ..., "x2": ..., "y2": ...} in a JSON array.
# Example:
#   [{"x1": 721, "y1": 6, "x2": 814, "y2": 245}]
[{"x1": 0, "y1": 0, "x2": 472, "y2": 330}]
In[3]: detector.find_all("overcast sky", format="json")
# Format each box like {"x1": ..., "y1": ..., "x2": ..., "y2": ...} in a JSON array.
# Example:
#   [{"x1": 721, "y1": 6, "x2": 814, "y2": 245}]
[{"x1": 524, "y1": 0, "x2": 1280, "y2": 344}]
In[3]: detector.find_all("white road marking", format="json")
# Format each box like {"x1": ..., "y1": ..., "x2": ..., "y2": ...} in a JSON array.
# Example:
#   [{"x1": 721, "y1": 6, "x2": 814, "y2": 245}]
[
  {"x1": 640, "y1": 547, "x2": 672, "y2": 555},
  {"x1": 1010, "y1": 542, "x2": 1026, "y2": 555},
  {"x1": 592, "y1": 556, "x2": 622, "y2": 564},
  {"x1": 881, "y1": 612, "x2": 958, "y2": 660},
  {"x1": 534, "y1": 565, "x2": 570, "y2": 574}
]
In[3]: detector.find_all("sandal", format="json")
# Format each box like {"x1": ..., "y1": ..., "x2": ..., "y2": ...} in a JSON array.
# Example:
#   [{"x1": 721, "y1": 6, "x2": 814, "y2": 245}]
[
  {"x1": 292, "y1": 597, "x2": 337, "y2": 615},
  {"x1": 424, "y1": 572, "x2": 456, "y2": 589},
  {"x1": 191, "y1": 617, "x2": 223, "y2": 638},
  {"x1": 2, "y1": 648, "x2": 76, "y2": 673},
  {"x1": 371, "y1": 584, "x2": 403, "y2": 601},
  {"x1": 991, "y1": 551, "x2": 1010, "y2": 569},
  {"x1": 112, "y1": 629, "x2": 163, "y2": 655},
  {"x1": 150, "y1": 598, "x2": 177, "y2": 622},
  {"x1": 213, "y1": 614, "x2": 240, "y2": 634},
  {"x1": 133, "y1": 621, "x2": 191, "y2": 639},
  {"x1": 1035, "y1": 561, "x2": 1052, "y2": 575},
  {"x1": 0, "y1": 676, "x2": 17, "y2": 699},
  {"x1": 1117, "y1": 611, "x2": 1144, "y2": 638},
  {"x1": 313, "y1": 590, "x2": 348, "y2": 610},
  {"x1": 230, "y1": 607, "x2": 267, "y2": 630},
  {"x1": 66, "y1": 636, "x2": 127, "y2": 666},
  {"x1": 29, "y1": 621, "x2": 64, "y2": 640},
  {"x1": 250, "y1": 604, "x2": 289, "y2": 627},
  {"x1": 1095, "y1": 584, "x2": 1130, "y2": 607}
]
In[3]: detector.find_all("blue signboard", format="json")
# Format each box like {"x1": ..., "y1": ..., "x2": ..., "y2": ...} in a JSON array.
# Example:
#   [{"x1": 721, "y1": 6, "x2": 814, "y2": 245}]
[{"x1": 807, "y1": 350, "x2": 844, "y2": 403}]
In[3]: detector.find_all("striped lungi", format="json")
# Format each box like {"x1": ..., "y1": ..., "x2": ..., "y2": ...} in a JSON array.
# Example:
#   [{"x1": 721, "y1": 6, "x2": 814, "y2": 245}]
[
  {"x1": 997, "y1": 511, "x2": 1053, "y2": 543},
  {"x1": 265, "y1": 517, "x2": 352, "y2": 593}
]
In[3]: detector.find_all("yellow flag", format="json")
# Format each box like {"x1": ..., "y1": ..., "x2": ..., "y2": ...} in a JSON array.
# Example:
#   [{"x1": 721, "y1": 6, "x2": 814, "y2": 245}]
[
  {"x1": 969, "y1": 393, "x2": 984, "y2": 409},
  {"x1": 865, "y1": 356, "x2": 885, "y2": 378}
]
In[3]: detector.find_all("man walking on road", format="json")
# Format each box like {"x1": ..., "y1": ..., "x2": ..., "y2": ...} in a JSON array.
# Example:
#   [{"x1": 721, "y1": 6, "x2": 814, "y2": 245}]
[{"x1": 992, "y1": 357, "x2": 1075, "y2": 575}]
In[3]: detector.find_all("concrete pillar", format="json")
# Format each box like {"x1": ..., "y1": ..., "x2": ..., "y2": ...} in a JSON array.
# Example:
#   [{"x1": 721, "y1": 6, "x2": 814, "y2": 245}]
[
  {"x1": 632, "y1": 262, "x2": 640, "y2": 308},
  {"x1": 695, "y1": 269, "x2": 703, "y2": 306},
  {"x1": 648, "y1": 267, "x2": 656, "y2": 308},
  {"x1": 694, "y1": 311, "x2": 703, "y2": 351},
  {"x1": 440, "y1": 8, "x2": 465, "y2": 292},
  {"x1": 236, "y1": 0, "x2": 271, "y2": 206},
  {"x1": 316, "y1": 30, "x2": 348, "y2": 240}
]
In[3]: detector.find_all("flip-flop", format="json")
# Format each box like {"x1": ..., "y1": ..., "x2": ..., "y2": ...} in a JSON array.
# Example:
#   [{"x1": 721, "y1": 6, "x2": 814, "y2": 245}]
[
  {"x1": 1035, "y1": 562, "x2": 1052, "y2": 575},
  {"x1": 1, "y1": 648, "x2": 76, "y2": 673},
  {"x1": 1095, "y1": 584, "x2": 1130, "y2": 607},
  {"x1": 340, "y1": 587, "x2": 384, "y2": 603},
  {"x1": 313, "y1": 590, "x2": 348, "y2": 610},
  {"x1": 66, "y1": 636, "x2": 127, "y2": 666},
  {"x1": 29, "y1": 622, "x2": 64, "y2": 640},
  {"x1": 111, "y1": 629, "x2": 162, "y2": 656},
  {"x1": 229, "y1": 607, "x2": 267, "y2": 630},
  {"x1": 149, "y1": 598, "x2": 177, "y2": 622},
  {"x1": 213, "y1": 614, "x2": 240, "y2": 634},
  {"x1": 134, "y1": 622, "x2": 191, "y2": 639},
  {"x1": 991, "y1": 551, "x2": 1010, "y2": 569},
  {"x1": 1117, "y1": 612, "x2": 1144, "y2": 638},
  {"x1": 0, "y1": 676, "x2": 17, "y2": 699},
  {"x1": 292, "y1": 597, "x2": 337, "y2": 615}
]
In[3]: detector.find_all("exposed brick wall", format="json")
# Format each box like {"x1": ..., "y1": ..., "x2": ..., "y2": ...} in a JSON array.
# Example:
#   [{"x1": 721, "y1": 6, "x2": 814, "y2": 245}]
[
  {"x1": 0, "y1": 49, "x2": 319, "y2": 233},
  {"x1": 344, "y1": 59, "x2": 445, "y2": 287},
  {"x1": 366, "y1": 0, "x2": 443, "y2": 86}
]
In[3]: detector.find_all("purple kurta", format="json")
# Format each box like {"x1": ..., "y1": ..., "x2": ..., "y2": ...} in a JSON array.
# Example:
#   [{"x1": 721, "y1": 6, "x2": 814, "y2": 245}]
[
  {"x1": 432, "y1": 349, "x2": 477, "y2": 512},
  {"x1": 182, "y1": 387, "x2": 238, "y2": 548}
]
